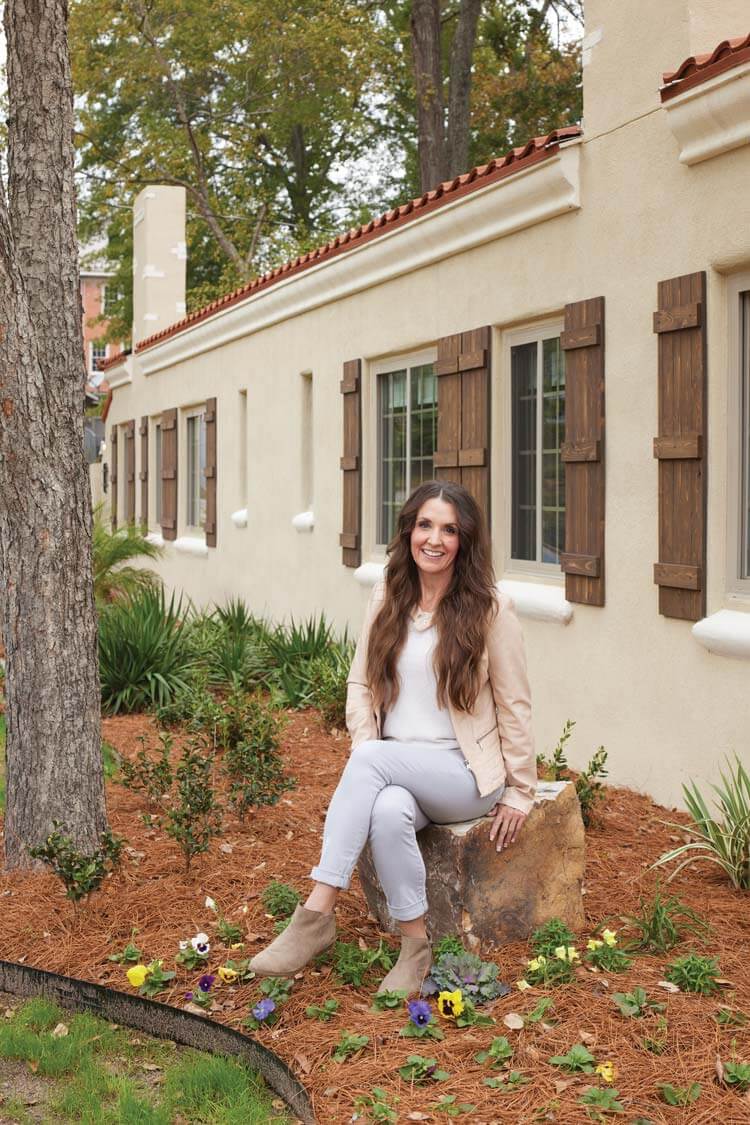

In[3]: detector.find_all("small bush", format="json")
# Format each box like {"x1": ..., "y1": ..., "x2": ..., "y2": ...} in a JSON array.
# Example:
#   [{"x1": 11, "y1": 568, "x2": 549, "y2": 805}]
[
  {"x1": 334, "y1": 941, "x2": 394, "y2": 987},
  {"x1": 664, "y1": 951, "x2": 721, "y2": 994},
  {"x1": 305, "y1": 642, "x2": 354, "y2": 730},
  {"x1": 163, "y1": 739, "x2": 222, "y2": 872},
  {"x1": 29, "y1": 822, "x2": 124, "y2": 902},
  {"x1": 261, "y1": 881, "x2": 301, "y2": 918},
  {"x1": 223, "y1": 695, "x2": 295, "y2": 817},
  {"x1": 537, "y1": 719, "x2": 575, "y2": 780},
  {"x1": 120, "y1": 732, "x2": 174, "y2": 805}
]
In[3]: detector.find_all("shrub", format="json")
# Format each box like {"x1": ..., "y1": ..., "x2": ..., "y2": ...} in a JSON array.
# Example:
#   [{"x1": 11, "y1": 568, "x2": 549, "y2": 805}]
[
  {"x1": 263, "y1": 615, "x2": 338, "y2": 708},
  {"x1": 182, "y1": 601, "x2": 270, "y2": 692},
  {"x1": 29, "y1": 822, "x2": 124, "y2": 902},
  {"x1": 618, "y1": 883, "x2": 710, "y2": 953},
  {"x1": 163, "y1": 739, "x2": 222, "y2": 872},
  {"x1": 334, "y1": 940, "x2": 394, "y2": 987},
  {"x1": 535, "y1": 722, "x2": 608, "y2": 826},
  {"x1": 120, "y1": 732, "x2": 174, "y2": 805},
  {"x1": 531, "y1": 918, "x2": 577, "y2": 957},
  {"x1": 261, "y1": 881, "x2": 301, "y2": 918},
  {"x1": 305, "y1": 641, "x2": 355, "y2": 730},
  {"x1": 537, "y1": 719, "x2": 575, "y2": 781},
  {"x1": 664, "y1": 951, "x2": 721, "y2": 994},
  {"x1": 98, "y1": 587, "x2": 195, "y2": 714},
  {"x1": 652, "y1": 754, "x2": 750, "y2": 890},
  {"x1": 223, "y1": 695, "x2": 295, "y2": 817},
  {"x1": 91, "y1": 503, "x2": 162, "y2": 609}
]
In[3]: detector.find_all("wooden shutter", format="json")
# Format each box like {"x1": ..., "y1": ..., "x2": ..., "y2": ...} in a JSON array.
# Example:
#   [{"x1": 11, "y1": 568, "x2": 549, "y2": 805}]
[
  {"x1": 205, "y1": 397, "x2": 217, "y2": 548},
  {"x1": 160, "y1": 407, "x2": 178, "y2": 542},
  {"x1": 340, "y1": 359, "x2": 362, "y2": 567},
  {"x1": 435, "y1": 326, "x2": 491, "y2": 518},
  {"x1": 124, "y1": 419, "x2": 136, "y2": 524},
  {"x1": 560, "y1": 297, "x2": 606, "y2": 605},
  {"x1": 139, "y1": 416, "x2": 148, "y2": 530},
  {"x1": 652, "y1": 271, "x2": 707, "y2": 621},
  {"x1": 109, "y1": 426, "x2": 118, "y2": 531}
]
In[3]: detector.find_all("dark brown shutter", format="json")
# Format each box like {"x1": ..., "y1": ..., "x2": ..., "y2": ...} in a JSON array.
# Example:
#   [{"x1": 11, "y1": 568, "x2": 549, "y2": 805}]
[
  {"x1": 161, "y1": 407, "x2": 178, "y2": 542},
  {"x1": 340, "y1": 359, "x2": 362, "y2": 567},
  {"x1": 139, "y1": 416, "x2": 148, "y2": 530},
  {"x1": 560, "y1": 297, "x2": 606, "y2": 605},
  {"x1": 109, "y1": 426, "x2": 118, "y2": 531},
  {"x1": 205, "y1": 397, "x2": 217, "y2": 548},
  {"x1": 652, "y1": 271, "x2": 707, "y2": 621},
  {"x1": 435, "y1": 326, "x2": 491, "y2": 518},
  {"x1": 125, "y1": 419, "x2": 136, "y2": 524}
]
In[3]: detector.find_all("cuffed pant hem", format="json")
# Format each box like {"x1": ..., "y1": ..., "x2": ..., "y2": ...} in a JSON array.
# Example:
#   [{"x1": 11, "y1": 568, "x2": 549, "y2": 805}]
[
  {"x1": 388, "y1": 897, "x2": 428, "y2": 922},
  {"x1": 309, "y1": 865, "x2": 351, "y2": 890}
]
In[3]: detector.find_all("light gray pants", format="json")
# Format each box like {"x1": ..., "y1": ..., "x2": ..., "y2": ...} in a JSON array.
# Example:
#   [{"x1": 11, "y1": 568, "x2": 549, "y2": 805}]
[{"x1": 310, "y1": 739, "x2": 503, "y2": 921}]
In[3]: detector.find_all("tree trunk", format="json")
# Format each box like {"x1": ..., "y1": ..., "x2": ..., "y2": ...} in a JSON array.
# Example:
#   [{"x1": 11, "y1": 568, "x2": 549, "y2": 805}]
[
  {"x1": 0, "y1": 0, "x2": 107, "y2": 868},
  {"x1": 447, "y1": 0, "x2": 483, "y2": 178},
  {"x1": 410, "y1": 0, "x2": 447, "y2": 192}
]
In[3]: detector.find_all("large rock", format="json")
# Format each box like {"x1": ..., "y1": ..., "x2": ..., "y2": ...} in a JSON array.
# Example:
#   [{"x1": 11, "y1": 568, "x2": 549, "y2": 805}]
[{"x1": 358, "y1": 781, "x2": 585, "y2": 948}]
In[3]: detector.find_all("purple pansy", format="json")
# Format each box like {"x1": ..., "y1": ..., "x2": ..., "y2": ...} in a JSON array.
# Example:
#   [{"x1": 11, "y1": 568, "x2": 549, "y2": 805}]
[
  {"x1": 407, "y1": 999, "x2": 432, "y2": 1026},
  {"x1": 197, "y1": 974, "x2": 216, "y2": 993},
  {"x1": 184, "y1": 992, "x2": 193, "y2": 1001},
  {"x1": 252, "y1": 998, "x2": 276, "y2": 1022}
]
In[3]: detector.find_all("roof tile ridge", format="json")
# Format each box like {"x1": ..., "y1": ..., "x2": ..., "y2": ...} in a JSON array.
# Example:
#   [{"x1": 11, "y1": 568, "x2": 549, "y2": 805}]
[{"x1": 662, "y1": 30, "x2": 750, "y2": 83}]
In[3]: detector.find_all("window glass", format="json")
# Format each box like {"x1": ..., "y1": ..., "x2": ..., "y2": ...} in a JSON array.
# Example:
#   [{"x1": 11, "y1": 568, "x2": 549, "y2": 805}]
[
  {"x1": 741, "y1": 292, "x2": 750, "y2": 578},
  {"x1": 91, "y1": 341, "x2": 107, "y2": 372},
  {"x1": 511, "y1": 342, "x2": 537, "y2": 560},
  {"x1": 187, "y1": 413, "x2": 207, "y2": 530},
  {"x1": 378, "y1": 362, "x2": 437, "y2": 543}
]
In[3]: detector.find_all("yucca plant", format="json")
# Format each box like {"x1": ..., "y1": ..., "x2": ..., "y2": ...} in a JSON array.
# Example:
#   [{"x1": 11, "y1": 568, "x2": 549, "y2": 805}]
[
  {"x1": 263, "y1": 615, "x2": 338, "y2": 708},
  {"x1": 91, "y1": 502, "x2": 162, "y2": 609},
  {"x1": 98, "y1": 587, "x2": 196, "y2": 714},
  {"x1": 653, "y1": 755, "x2": 750, "y2": 891}
]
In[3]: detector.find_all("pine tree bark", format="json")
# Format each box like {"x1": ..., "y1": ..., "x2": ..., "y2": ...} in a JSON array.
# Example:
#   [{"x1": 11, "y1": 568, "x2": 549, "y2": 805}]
[
  {"x1": 0, "y1": 0, "x2": 107, "y2": 868},
  {"x1": 410, "y1": 0, "x2": 447, "y2": 191},
  {"x1": 446, "y1": 0, "x2": 483, "y2": 178}
]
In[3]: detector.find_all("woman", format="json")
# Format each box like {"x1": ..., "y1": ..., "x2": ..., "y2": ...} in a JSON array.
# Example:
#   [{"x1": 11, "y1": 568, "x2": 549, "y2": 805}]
[{"x1": 249, "y1": 481, "x2": 536, "y2": 994}]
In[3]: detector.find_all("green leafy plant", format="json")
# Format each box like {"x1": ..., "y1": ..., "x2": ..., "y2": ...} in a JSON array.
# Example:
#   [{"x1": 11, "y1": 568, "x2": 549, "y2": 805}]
[
  {"x1": 120, "y1": 731, "x2": 174, "y2": 805},
  {"x1": 548, "y1": 1044, "x2": 597, "y2": 1074},
  {"x1": 537, "y1": 719, "x2": 574, "y2": 780},
  {"x1": 653, "y1": 755, "x2": 750, "y2": 890},
  {"x1": 617, "y1": 883, "x2": 710, "y2": 953},
  {"x1": 353, "y1": 1087, "x2": 398, "y2": 1123},
  {"x1": 156, "y1": 676, "x2": 225, "y2": 744},
  {"x1": 397, "y1": 1054, "x2": 449, "y2": 1083},
  {"x1": 138, "y1": 961, "x2": 176, "y2": 998},
  {"x1": 371, "y1": 989, "x2": 407, "y2": 1011},
  {"x1": 642, "y1": 1015, "x2": 668, "y2": 1054},
  {"x1": 107, "y1": 933, "x2": 142, "y2": 964},
  {"x1": 261, "y1": 881, "x2": 301, "y2": 918},
  {"x1": 475, "y1": 1036, "x2": 513, "y2": 1068},
  {"x1": 163, "y1": 739, "x2": 222, "y2": 872},
  {"x1": 721, "y1": 1060, "x2": 750, "y2": 1090},
  {"x1": 219, "y1": 958, "x2": 255, "y2": 984},
  {"x1": 715, "y1": 1006, "x2": 748, "y2": 1028},
  {"x1": 91, "y1": 503, "x2": 162, "y2": 609},
  {"x1": 424, "y1": 951, "x2": 508, "y2": 1003},
  {"x1": 433, "y1": 934, "x2": 464, "y2": 958},
  {"x1": 483, "y1": 1070, "x2": 530, "y2": 1090},
  {"x1": 259, "y1": 977, "x2": 294, "y2": 1004},
  {"x1": 306, "y1": 640, "x2": 355, "y2": 730},
  {"x1": 611, "y1": 988, "x2": 665, "y2": 1019},
  {"x1": 524, "y1": 996, "x2": 555, "y2": 1024},
  {"x1": 263, "y1": 615, "x2": 338, "y2": 708},
  {"x1": 585, "y1": 940, "x2": 632, "y2": 973},
  {"x1": 578, "y1": 1086, "x2": 624, "y2": 1115},
  {"x1": 454, "y1": 998, "x2": 495, "y2": 1028},
  {"x1": 521, "y1": 949, "x2": 578, "y2": 988},
  {"x1": 664, "y1": 951, "x2": 721, "y2": 994},
  {"x1": 431, "y1": 1094, "x2": 476, "y2": 1117},
  {"x1": 223, "y1": 696, "x2": 294, "y2": 817},
  {"x1": 334, "y1": 940, "x2": 394, "y2": 987},
  {"x1": 576, "y1": 747, "x2": 608, "y2": 826},
  {"x1": 98, "y1": 586, "x2": 196, "y2": 714},
  {"x1": 305, "y1": 999, "x2": 340, "y2": 1022},
  {"x1": 28, "y1": 822, "x2": 123, "y2": 902},
  {"x1": 531, "y1": 918, "x2": 577, "y2": 957},
  {"x1": 656, "y1": 1081, "x2": 701, "y2": 1106},
  {"x1": 332, "y1": 1031, "x2": 369, "y2": 1062}
]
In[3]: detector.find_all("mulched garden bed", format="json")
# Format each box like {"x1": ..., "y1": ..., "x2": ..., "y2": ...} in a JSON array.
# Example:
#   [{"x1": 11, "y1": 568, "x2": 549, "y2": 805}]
[{"x1": 0, "y1": 710, "x2": 748, "y2": 1124}]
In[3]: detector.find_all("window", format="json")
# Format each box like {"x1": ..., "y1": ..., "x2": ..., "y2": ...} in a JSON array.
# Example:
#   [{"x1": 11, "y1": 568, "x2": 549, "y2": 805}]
[
  {"x1": 154, "y1": 422, "x2": 162, "y2": 526},
  {"x1": 186, "y1": 411, "x2": 207, "y2": 531},
  {"x1": 100, "y1": 284, "x2": 108, "y2": 315},
  {"x1": 91, "y1": 341, "x2": 107, "y2": 372},
  {"x1": 377, "y1": 358, "x2": 437, "y2": 544},
  {"x1": 509, "y1": 330, "x2": 566, "y2": 567},
  {"x1": 741, "y1": 290, "x2": 750, "y2": 579}
]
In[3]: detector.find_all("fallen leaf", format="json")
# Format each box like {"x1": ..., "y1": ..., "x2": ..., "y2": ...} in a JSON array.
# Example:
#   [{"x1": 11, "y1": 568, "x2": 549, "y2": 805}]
[
  {"x1": 293, "y1": 1052, "x2": 312, "y2": 1074},
  {"x1": 244, "y1": 932, "x2": 264, "y2": 942},
  {"x1": 271, "y1": 1098, "x2": 286, "y2": 1109},
  {"x1": 285, "y1": 831, "x2": 293, "y2": 840},
  {"x1": 323, "y1": 1087, "x2": 338, "y2": 1097},
  {"x1": 141, "y1": 1062, "x2": 162, "y2": 1071},
  {"x1": 254, "y1": 862, "x2": 266, "y2": 871},
  {"x1": 524, "y1": 1045, "x2": 542, "y2": 1062},
  {"x1": 219, "y1": 843, "x2": 234, "y2": 855},
  {"x1": 184, "y1": 1002, "x2": 208, "y2": 1017},
  {"x1": 715, "y1": 1054, "x2": 725, "y2": 1084},
  {"x1": 554, "y1": 1078, "x2": 576, "y2": 1093},
  {"x1": 715, "y1": 979, "x2": 734, "y2": 988},
  {"x1": 358, "y1": 937, "x2": 368, "y2": 951},
  {"x1": 540, "y1": 1021, "x2": 557, "y2": 1032},
  {"x1": 407, "y1": 1114, "x2": 431, "y2": 1121},
  {"x1": 579, "y1": 1030, "x2": 596, "y2": 1045},
  {"x1": 51, "y1": 1023, "x2": 69, "y2": 1038},
  {"x1": 657, "y1": 980, "x2": 680, "y2": 993},
  {"x1": 503, "y1": 1012, "x2": 524, "y2": 1030}
]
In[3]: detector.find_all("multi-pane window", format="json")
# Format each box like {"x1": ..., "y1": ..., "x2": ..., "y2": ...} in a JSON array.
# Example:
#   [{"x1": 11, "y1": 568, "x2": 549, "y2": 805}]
[
  {"x1": 154, "y1": 423, "x2": 162, "y2": 526},
  {"x1": 91, "y1": 341, "x2": 107, "y2": 372},
  {"x1": 741, "y1": 290, "x2": 750, "y2": 578},
  {"x1": 511, "y1": 334, "x2": 566, "y2": 565},
  {"x1": 378, "y1": 361, "x2": 437, "y2": 543},
  {"x1": 186, "y1": 411, "x2": 207, "y2": 531}
]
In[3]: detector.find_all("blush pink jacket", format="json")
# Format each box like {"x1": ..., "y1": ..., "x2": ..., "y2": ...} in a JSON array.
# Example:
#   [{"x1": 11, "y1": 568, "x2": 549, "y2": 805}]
[{"x1": 345, "y1": 580, "x2": 537, "y2": 813}]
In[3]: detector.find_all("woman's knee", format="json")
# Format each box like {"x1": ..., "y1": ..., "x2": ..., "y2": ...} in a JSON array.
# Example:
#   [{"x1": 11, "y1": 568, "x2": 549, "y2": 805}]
[{"x1": 370, "y1": 785, "x2": 417, "y2": 837}]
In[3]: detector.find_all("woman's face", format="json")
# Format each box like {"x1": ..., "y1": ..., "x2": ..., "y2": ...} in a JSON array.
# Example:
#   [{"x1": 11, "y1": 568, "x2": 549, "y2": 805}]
[{"x1": 410, "y1": 496, "x2": 460, "y2": 578}]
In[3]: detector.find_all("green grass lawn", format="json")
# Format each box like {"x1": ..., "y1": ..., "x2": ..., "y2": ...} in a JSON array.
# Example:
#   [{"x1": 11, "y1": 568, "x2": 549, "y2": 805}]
[{"x1": 0, "y1": 996, "x2": 289, "y2": 1123}]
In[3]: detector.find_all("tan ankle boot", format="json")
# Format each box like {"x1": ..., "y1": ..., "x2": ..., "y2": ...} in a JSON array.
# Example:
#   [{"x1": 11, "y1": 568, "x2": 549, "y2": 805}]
[
  {"x1": 249, "y1": 904, "x2": 336, "y2": 978},
  {"x1": 377, "y1": 935, "x2": 432, "y2": 995}
]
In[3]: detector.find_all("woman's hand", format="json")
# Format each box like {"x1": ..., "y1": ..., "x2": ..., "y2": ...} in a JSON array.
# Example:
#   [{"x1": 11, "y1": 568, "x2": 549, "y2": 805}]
[{"x1": 488, "y1": 803, "x2": 527, "y2": 851}]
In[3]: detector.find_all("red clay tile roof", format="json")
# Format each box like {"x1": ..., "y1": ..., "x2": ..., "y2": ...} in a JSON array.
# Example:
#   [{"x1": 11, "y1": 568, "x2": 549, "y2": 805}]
[
  {"x1": 661, "y1": 32, "x2": 750, "y2": 101},
  {"x1": 135, "y1": 126, "x2": 582, "y2": 355},
  {"x1": 99, "y1": 349, "x2": 129, "y2": 373}
]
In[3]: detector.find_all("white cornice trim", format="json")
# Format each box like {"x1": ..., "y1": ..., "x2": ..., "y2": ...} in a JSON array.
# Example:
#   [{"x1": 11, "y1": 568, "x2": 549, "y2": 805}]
[
  {"x1": 662, "y1": 61, "x2": 750, "y2": 165},
  {"x1": 174, "y1": 535, "x2": 209, "y2": 558},
  {"x1": 106, "y1": 359, "x2": 133, "y2": 389},
  {"x1": 692, "y1": 608, "x2": 750, "y2": 660},
  {"x1": 139, "y1": 145, "x2": 581, "y2": 377},
  {"x1": 498, "y1": 578, "x2": 574, "y2": 624}
]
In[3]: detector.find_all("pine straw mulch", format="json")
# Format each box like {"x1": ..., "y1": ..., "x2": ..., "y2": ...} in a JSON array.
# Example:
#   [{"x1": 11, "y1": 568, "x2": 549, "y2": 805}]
[{"x1": 0, "y1": 710, "x2": 748, "y2": 1125}]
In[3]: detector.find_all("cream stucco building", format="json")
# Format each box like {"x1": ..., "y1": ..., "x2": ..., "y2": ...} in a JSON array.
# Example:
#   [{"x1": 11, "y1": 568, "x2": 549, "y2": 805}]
[{"x1": 100, "y1": 0, "x2": 750, "y2": 809}]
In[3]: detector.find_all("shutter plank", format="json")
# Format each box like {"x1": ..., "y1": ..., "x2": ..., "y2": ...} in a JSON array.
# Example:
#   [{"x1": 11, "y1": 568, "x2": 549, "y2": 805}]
[
  {"x1": 436, "y1": 327, "x2": 491, "y2": 520},
  {"x1": 139, "y1": 416, "x2": 148, "y2": 530},
  {"x1": 205, "y1": 396, "x2": 217, "y2": 547},
  {"x1": 436, "y1": 334, "x2": 462, "y2": 487},
  {"x1": 125, "y1": 419, "x2": 136, "y2": 524},
  {"x1": 563, "y1": 297, "x2": 606, "y2": 606},
  {"x1": 341, "y1": 359, "x2": 362, "y2": 566},
  {"x1": 109, "y1": 426, "x2": 118, "y2": 531},
  {"x1": 653, "y1": 271, "x2": 707, "y2": 620},
  {"x1": 161, "y1": 407, "x2": 178, "y2": 541}
]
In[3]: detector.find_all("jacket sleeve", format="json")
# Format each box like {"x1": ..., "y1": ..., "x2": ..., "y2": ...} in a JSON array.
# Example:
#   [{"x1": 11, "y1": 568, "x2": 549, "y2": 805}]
[
  {"x1": 345, "y1": 580, "x2": 385, "y2": 748},
  {"x1": 486, "y1": 593, "x2": 537, "y2": 815}
]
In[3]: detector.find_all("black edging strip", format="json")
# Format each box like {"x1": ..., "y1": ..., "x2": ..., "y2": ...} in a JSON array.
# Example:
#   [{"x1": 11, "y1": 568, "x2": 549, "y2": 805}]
[{"x1": 0, "y1": 960, "x2": 314, "y2": 1123}]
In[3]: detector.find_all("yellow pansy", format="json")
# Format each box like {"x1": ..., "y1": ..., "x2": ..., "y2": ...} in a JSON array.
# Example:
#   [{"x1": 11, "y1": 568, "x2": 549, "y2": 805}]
[
  {"x1": 218, "y1": 966, "x2": 238, "y2": 985},
  {"x1": 437, "y1": 990, "x2": 464, "y2": 1020},
  {"x1": 595, "y1": 1061, "x2": 617, "y2": 1083},
  {"x1": 230, "y1": 942, "x2": 245, "y2": 951},
  {"x1": 516, "y1": 979, "x2": 531, "y2": 991},
  {"x1": 126, "y1": 964, "x2": 151, "y2": 988},
  {"x1": 601, "y1": 929, "x2": 617, "y2": 947},
  {"x1": 528, "y1": 958, "x2": 541, "y2": 972},
  {"x1": 554, "y1": 945, "x2": 580, "y2": 962},
  {"x1": 587, "y1": 938, "x2": 604, "y2": 951}
]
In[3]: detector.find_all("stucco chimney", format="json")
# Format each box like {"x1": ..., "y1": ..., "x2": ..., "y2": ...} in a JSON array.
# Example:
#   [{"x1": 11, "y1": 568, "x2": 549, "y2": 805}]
[
  {"x1": 581, "y1": 0, "x2": 749, "y2": 139},
  {"x1": 132, "y1": 186, "x2": 186, "y2": 346}
]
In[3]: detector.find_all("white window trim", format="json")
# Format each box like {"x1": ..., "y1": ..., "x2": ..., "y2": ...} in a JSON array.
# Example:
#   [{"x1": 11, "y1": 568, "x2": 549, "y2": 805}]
[
  {"x1": 364, "y1": 346, "x2": 438, "y2": 559},
  {"x1": 726, "y1": 271, "x2": 750, "y2": 601},
  {"x1": 183, "y1": 405, "x2": 207, "y2": 538},
  {"x1": 501, "y1": 317, "x2": 566, "y2": 583},
  {"x1": 90, "y1": 339, "x2": 107, "y2": 375}
]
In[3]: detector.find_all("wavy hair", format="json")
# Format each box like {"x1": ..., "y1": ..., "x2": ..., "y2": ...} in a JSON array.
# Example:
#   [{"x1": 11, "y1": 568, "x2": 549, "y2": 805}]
[{"x1": 366, "y1": 480, "x2": 497, "y2": 714}]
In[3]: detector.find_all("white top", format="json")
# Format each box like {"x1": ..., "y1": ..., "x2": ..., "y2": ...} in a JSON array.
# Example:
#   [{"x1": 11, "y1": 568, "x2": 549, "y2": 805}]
[{"x1": 382, "y1": 615, "x2": 458, "y2": 744}]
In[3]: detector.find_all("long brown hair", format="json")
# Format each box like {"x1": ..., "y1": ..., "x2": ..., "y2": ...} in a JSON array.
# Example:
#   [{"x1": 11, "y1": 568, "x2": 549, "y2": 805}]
[{"x1": 367, "y1": 480, "x2": 497, "y2": 714}]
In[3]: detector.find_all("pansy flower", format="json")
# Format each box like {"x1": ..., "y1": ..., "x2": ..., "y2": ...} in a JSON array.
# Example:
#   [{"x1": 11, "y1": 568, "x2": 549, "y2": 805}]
[
  {"x1": 595, "y1": 1060, "x2": 617, "y2": 1083},
  {"x1": 126, "y1": 964, "x2": 151, "y2": 988},
  {"x1": 587, "y1": 938, "x2": 604, "y2": 951},
  {"x1": 252, "y1": 998, "x2": 276, "y2": 1022},
  {"x1": 437, "y1": 989, "x2": 464, "y2": 1020},
  {"x1": 197, "y1": 973, "x2": 216, "y2": 993},
  {"x1": 218, "y1": 966, "x2": 238, "y2": 985},
  {"x1": 407, "y1": 999, "x2": 432, "y2": 1027},
  {"x1": 601, "y1": 929, "x2": 617, "y2": 947},
  {"x1": 191, "y1": 933, "x2": 210, "y2": 956},
  {"x1": 516, "y1": 979, "x2": 531, "y2": 991}
]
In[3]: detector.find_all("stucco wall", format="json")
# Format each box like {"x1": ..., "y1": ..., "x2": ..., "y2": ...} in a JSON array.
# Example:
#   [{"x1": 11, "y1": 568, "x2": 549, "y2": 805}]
[{"x1": 105, "y1": 0, "x2": 750, "y2": 810}]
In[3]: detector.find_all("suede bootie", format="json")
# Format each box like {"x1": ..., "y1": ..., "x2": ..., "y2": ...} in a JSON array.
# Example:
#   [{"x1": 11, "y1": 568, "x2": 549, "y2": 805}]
[
  {"x1": 377, "y1": 935, "x2": 432, "y2": 995},
  {"x1": 248, "y1": 904, "x2": 336, "y2": 978}
]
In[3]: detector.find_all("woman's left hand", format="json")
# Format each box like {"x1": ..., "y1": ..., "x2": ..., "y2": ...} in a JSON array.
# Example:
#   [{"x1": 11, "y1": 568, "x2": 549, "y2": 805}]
[{"x1": 488, "y1": 804, "x2": 527, "y2": 851}]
